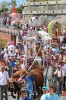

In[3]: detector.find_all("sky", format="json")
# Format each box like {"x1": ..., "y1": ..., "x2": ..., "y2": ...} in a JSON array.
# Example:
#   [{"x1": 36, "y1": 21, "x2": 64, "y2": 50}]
[{"x1": 0, "y1": 0, "x2": 26, "y2": 7}]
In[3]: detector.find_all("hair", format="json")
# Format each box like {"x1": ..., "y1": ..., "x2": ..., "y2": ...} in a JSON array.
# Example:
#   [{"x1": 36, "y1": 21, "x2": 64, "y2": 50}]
[
  {"x1": 49, "y1": 84, "x2": 55, "y2": 90},
  {"x1": 19, "y1": 89, "x2": 26, "y2": 95},
  {"x1": 62, "y1": 88, "x2": 66, "y2": 92}
]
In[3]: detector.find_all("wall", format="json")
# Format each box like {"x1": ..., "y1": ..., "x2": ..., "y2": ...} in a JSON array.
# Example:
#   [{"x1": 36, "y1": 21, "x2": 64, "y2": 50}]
[
  {"x1": 23, "y1": 0, "x2": 66, "y2": 23},
  {"x1": 0, "y1": 32, "x2": 11, "y2": 41}
]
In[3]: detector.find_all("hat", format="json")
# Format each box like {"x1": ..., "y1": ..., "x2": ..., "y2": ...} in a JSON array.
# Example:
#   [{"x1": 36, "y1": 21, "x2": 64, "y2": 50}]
[
  {"x1": 57, "y1": 64, "x2": 61, "y2": 67},
  {"x1": 42, "y1": 86, "x2": 48, "y2": 91},
  {"x1": 1, "y1": 66, "x2": 5, "y2": 68}
]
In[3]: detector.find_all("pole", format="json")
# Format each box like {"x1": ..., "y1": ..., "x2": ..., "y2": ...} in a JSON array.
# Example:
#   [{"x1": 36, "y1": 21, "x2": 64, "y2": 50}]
[
  {"x1": 43, "y1": 40, "x2": 44, "y2": 67},
  {"x1": 25, "y1": 39, "x2": 27, "y2": 66}
]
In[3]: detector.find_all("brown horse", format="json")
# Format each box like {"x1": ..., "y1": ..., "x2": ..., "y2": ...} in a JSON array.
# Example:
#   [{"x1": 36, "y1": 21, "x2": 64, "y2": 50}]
[{"x1": 12, "y1": 69, "x2": 26, "y2": 78}]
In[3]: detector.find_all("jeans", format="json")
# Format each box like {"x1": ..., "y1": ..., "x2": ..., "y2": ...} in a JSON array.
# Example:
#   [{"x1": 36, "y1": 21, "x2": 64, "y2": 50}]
[
  {"x1": 0, "y1": 85, "x2": 8, "y2": 100},
  {"x1": 56, "y1": 78, "x2": 63, "y2": 95}
]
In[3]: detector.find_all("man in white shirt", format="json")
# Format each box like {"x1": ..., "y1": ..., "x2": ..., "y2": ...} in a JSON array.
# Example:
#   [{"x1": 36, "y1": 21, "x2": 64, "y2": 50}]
[
  {"x1": 61, "y1": 63, "x2": 66, "y2": 88},
  {"x1": 0, "y1": 66, "x2": 9, "y2": 100},
  {"x1": 4, "y1": 50, "x2": 10, "y2": 62},
  {"x1": 54, "y1": 64, "x2": 64, "y2": 95}
]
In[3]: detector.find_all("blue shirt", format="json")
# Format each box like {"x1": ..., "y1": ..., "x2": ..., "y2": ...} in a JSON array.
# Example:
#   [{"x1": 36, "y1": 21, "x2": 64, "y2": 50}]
[
  {"x1": 44, "y1": 93, "x2": 59, "y2": 100},
  {"x1": 18, "y1": 97, "x2": 30, "y2": 100},
  {"x1": 9, "y1": 61, "x2": 15, "y2": 68},
  {"x1": 52, "y1": 48, "x2": 59, "y2": 54},
  {"x1": 25, "y1": 76, "x2": 35, "y2": 93}
]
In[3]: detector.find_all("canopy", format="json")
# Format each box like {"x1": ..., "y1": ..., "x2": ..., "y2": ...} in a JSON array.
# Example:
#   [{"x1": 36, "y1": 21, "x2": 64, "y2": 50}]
[
  {"x1": 23, "y1": 31, "x2": 52, "y2": 41},
  {"x1": 27, "y1": 35, "x2": 37, "y2": 40},
  {"x1": 38, "y1": 31, "x2": 52, "y2": 40},
  {"x1": 29, "y1": 16, "x2": 41, "y2": 27}
]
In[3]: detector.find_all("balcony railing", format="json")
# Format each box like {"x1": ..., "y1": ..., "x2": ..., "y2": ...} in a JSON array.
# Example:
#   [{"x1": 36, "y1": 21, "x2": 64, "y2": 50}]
[{"x1": 0, "y1": 27, "x2": 20, "y2": 36}]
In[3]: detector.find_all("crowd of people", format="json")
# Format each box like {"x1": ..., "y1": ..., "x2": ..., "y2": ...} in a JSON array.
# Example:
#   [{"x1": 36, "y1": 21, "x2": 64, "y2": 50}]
[{"x1": 0, "y1": 15, "x2": 66, "y2": 100}]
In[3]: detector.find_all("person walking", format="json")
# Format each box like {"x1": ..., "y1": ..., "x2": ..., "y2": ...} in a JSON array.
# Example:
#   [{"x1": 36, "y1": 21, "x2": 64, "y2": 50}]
[
  {"x1": 40, "y1": 86, "x2": 48, "y2": 100},
  {"x1": 43, "y1": 84, "x2": 59, "y2": 100},
  {"x1": 0, "y1": 66, "x2": 9, "y2": 100},
  {"x1": 18, "y1": 89, "x2": 30, "y2": 100},
  {"x1": 23, "y1": 70, "x2": 36, "y2": 100},
  {"x1": 54, "y1": 64, "x2": 64, "y2": 95}
]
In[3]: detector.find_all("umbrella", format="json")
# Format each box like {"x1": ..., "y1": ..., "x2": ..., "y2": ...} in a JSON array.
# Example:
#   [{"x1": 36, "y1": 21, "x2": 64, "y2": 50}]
[
  {"x1": 10, "y1": 41, "x2": 15, "y2": 45},
  {"x1": 6, "y1": 41, "x2": 10, "y2": 46},
  {"x1": 11, "y1": 13, "x2": 16, "y2": 18}
]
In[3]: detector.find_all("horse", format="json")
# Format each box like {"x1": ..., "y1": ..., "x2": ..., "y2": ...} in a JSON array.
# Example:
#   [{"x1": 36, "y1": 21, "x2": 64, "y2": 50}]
[{"x1": 9, "y1": 69, "x2": 43, "y2": 99}]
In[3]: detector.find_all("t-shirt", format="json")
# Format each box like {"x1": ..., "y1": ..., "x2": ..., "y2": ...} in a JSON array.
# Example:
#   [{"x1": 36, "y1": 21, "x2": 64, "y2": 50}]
[
  {"x1": 40, "y1": 94, "x2": 45, "y2": 100},
  {"x1": 63, "y1": 97, "x2": 66, "y2": 100},
  {"x1": 61, "y1": 64, "x2": 66, "y2": 76},
  {"x1": 9, "y1": 61, "x2": 15, "y2": 68},
  {"x1": 0, "y1": 71, "x2": 9, "y2": 85},
  {"x1": 44, "y1": 93, "x2": 59, "y2": 100},
  {"x1": 25, "y1": 76, "x2": 35, "y2": 93},
  {"x1": 18, "y1": 97, "x2": 30, "y2": 100}
]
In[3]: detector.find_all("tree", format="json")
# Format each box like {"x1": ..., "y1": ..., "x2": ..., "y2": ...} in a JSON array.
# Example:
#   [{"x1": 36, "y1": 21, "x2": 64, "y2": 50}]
[
  {"x1": 0, "y1": 1, "x2": 9, "y2": 13},
  {"x1": 8, "y1": 0, "x2": 17, "y2": 7},
  {"x1": 16, "y1": 4, "x2": 24, "y2": 13},
  {"x1": 30, "y1": 0, "x2": 48, "y2": 1}
]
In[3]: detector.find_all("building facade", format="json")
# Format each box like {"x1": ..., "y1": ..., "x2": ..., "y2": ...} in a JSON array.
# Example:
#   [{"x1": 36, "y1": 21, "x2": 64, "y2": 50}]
[{"x1": 23, "y1": 0, "x2": 66, "y2": 28}]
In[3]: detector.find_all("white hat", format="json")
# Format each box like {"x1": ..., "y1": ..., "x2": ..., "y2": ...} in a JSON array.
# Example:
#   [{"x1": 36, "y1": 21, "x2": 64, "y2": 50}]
[{"x1": 57, "y1": 64, "x2": 61, "y2": 67}]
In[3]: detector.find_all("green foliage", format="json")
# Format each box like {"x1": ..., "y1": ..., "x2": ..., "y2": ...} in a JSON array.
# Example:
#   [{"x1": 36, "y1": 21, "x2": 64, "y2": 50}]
[
  {"x1": 0, "y1": 39, "x2": 8, "y2": 48},
  {"x1": 31, "y1": 60, "x2": 40, "y2": 70},
  {"x1": 16, "y1": 5, "x2": 24, "y2": 13},
  {"x1": 8, "y1": 0, "x2": 17, "y2": 7},
  {"x1": 0, "y1": 0, "x2": 9, "y2": 13},
  {"x1": 30, "y1": 0, "x2": 48, "y2": 2},
  {"x1": 13, "y1": 23, "x2": 19, "y2": 28}
]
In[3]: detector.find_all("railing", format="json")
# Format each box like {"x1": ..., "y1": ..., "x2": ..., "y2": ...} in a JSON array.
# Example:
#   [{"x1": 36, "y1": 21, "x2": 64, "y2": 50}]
[{"x1": 0, "y1": 27, "x2": 20, "y2": 36}]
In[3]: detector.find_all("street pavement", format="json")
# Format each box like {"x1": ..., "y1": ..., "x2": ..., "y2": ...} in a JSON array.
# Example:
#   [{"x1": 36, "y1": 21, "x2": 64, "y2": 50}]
[{"x1": 7, "y1": 92, "x2": 64, "y2": 100}]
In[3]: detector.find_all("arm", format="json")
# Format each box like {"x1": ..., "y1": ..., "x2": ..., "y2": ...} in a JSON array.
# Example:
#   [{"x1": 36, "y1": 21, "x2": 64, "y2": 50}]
[
  {"x1": 60, "y1": 76, "x2": 64, "y2": 82},
  {"x1": 60, "y1": 70, "x2": 64, "y2": 82},
  {"x1": 33, "y1": 80, "x2": 36, "y2": 92},
  {"x1": 22, "y1": 78, "x2": 26, "y2": 85},
  {"x1": 6, "y1": 72, "x2": 9, "y2": 87},
  {"x1": 54, "y1": 70, "x2": 57, "y2": 75}
]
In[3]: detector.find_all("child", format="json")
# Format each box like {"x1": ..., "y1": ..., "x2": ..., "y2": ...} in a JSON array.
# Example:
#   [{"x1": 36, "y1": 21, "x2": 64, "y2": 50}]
[
  {"x1": 62, "y1": 88, "x2": 66, "y2": 100},
  {"x1": 18, "y1": 89, "x2": 30, "y2": 100}
]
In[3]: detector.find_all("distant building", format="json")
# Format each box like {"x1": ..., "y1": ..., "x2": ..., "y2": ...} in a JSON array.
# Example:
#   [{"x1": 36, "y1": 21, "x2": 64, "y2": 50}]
[{"x1": 23, "y1": 0, "x2": 66, "y2": 28}]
